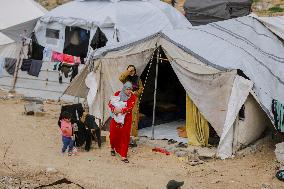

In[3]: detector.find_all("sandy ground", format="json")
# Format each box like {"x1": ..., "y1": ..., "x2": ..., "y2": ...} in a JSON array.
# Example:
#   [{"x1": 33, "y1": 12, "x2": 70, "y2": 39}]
[{"x1": 0, "y1": 90, "x2": 283, "y2": 189}]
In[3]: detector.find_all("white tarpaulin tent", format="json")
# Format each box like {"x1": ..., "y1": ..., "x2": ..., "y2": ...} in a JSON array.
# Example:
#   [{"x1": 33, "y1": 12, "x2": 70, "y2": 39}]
[
  {"x1": 34, "y1": 0, "x2": 191, "y2": 53},
  {"x1": 65, "y1": 16, "x2": 283, "y2": 159},
  {"x1": 0, "y1": 0, "x2": 46, "y2": 59},
  {"x1": 251, "y1": 14, "x2": 284, "y2": 41}
]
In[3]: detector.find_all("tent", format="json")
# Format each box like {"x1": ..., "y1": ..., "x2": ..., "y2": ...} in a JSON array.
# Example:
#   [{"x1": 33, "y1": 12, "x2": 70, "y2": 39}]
[
  {"x1": 65, "y1": 15, "x2": 284, "y2": 159},
  {"x1": 183, "y1": 0, "x2": 252, "y2": 26},
  {"x1": 33, "y1": 0, "x2": 191, "y2": 56},
  {"x1": 0, "y1": 0, "x2": 46, "y2": 59},
  {"x1": 0, "y1": 0, "x2": 190, "y2": 101},
  {"x1": 0, "y1": 0, "x2": 52, "y2": 98}
]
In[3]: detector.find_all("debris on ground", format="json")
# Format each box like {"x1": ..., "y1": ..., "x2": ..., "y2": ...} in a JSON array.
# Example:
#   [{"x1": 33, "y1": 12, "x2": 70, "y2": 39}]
[{"x1": 24, "y1": 102, "x2": 44, "y2": 116}]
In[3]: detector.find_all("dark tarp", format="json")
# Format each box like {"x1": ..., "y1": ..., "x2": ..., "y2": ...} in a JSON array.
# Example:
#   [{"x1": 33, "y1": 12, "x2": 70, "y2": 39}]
[{"x1": 183, "y1": 0, "x2": 252, "y2": 26}]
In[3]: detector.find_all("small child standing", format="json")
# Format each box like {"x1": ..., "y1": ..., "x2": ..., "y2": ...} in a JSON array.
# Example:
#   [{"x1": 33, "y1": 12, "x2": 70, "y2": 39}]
[{"x1": 60, "y1": 111, "x2": 74, "y2": 156}]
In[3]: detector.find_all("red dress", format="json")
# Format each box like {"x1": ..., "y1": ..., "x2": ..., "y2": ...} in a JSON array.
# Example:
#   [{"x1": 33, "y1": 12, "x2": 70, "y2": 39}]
[{"x1": 109, "y1": 91, "x2": 137, "y2": 158}]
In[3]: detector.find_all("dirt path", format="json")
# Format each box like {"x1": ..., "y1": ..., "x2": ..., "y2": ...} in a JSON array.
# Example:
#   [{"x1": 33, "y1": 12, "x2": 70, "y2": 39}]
[{"x1": 0, "y1": 91, "x2": 283, "y2": 189}]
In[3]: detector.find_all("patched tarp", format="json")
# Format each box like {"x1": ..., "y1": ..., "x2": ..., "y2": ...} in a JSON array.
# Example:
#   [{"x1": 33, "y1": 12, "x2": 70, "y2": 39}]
[{"x1": 183, "y1": 0, "x2": 252, "y2": 26}]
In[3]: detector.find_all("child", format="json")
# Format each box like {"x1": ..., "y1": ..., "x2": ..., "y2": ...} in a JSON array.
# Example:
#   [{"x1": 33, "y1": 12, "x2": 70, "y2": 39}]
[
  {"x1": 60, "y1": 111, "x2": 74, "y2": 156},
  {"x1": 109, "y1": 95, "x2": 127, "y2": 125}
]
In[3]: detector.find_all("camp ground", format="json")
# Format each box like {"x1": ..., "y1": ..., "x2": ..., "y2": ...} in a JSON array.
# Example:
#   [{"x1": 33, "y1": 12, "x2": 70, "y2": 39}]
[
  {"x1": 65, "y1": 15, "x2": 284, "y2": 159},
  {"x1": 0, "y1": 0, "x2": 190, "y2": 100}
]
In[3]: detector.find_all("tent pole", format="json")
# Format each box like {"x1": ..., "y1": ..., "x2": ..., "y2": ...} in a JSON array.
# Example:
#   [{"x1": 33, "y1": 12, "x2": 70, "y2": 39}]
[
  {"x1": 10, "y1": 40, "x2": 24, "y2": 93},
  {"x1": 151, "y1": 47, "x2": 159, "y2": 140}
]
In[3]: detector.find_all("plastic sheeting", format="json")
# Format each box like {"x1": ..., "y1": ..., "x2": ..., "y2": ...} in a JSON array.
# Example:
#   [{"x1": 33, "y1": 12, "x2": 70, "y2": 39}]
[
  {"x1": 162, "y1": 16, "x2": 284, "y2": 123},
  {"x1": 217, "y1": 76, "x2": 253, "y2": 159},
  {"x1": 251, "y1": 14, "x2": 284, "y2": 41}
]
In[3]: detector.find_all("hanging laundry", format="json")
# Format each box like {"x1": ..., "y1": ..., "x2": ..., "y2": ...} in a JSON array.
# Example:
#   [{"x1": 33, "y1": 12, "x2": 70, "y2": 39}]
[
  {"x1": 272, "y1": 99, "x2": 284, "y2": 132},
  {"x1": 4, "y1": 58, "x2": 17, "y2": 75},
  {"x1": 30, "y1": 34, "x2": 44, "y2": 60},
  {"x1": 42, "y1": 47, "x2": 52, "y2": 62},
  {"x1": 90, "y1": 27, "x2": 108, "y2": 50},
  {"x1": 186, "y1": 95, "x2": 209, "y2": 147},
  {"x1": 59, "y1": 63, "x2": 72, "y2": 78},
  {"x1": 70, "y1": 65, "x2": 79, "y2": 82},
  {"x1": 79, "y1": 30, "x2": 89, "y2": 42},
  {"x1": 63, "y1": 54, "x2": 74, "y2": 64},
  {"x1": 28, "y1": 59, "x2": 43, "y2": 77},
  {"x1": 53, "y1": 62, "x2": 60, "y2": 71},
  {"x1": 52, "y1": 51, "x2": 63, "y2": 62},
  {"x1": 74, "y1": 56, "x2": 81, "y2": 64},
  {"x1": 21, "y1": 59, "x2": 32, "y2": 71}
]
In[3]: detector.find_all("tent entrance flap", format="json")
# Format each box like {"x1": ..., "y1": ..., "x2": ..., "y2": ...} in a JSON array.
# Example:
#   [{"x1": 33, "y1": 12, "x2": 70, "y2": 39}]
[
  {"x1": 139, "y1": 47, "x2": 186, "y2": 133},
  {"x1": 63, "y1": 26, "x2": 90, "y2": 63}
]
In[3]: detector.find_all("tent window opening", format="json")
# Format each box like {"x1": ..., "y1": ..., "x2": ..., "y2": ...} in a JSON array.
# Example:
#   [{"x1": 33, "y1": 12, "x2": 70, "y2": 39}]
[
  {"x1": 139, "y1": 48, "x2": 186, "y2": 130},
  {"x1": 63, "y1": 26, "x2": 90, "y2": 64},
  {"x1": 46, "y1": 28, "x2": 60, "y2": 39},
  {"x1": 46, "y1": 28, "x2": 60, "y2": 45}
]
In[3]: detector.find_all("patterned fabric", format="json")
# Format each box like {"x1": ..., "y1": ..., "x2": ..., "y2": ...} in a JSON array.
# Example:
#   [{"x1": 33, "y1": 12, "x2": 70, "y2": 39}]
[{"x1": 272, "y1": 99, "x2": 284, "y2": 132}]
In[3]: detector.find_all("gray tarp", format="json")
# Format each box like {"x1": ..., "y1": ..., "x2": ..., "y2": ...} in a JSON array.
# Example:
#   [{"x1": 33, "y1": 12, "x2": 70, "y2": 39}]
[{"x1": 183, "y1": 0, "x2": 252, "y2": 26}]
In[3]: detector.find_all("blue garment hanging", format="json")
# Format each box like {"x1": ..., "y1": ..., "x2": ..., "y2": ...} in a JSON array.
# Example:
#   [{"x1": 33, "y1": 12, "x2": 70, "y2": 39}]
[{"x1": 272, "y1": 99, "x2": 284, "y2": 132}]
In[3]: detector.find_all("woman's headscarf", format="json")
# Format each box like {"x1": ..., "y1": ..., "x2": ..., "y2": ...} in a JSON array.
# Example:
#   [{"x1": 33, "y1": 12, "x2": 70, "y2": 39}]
[
  {"x1": 119, "y1": 81, "x2": 133, "y2": 101},
  {"x1": 126, "y1": 75, "x2": 139, "y2": 91}
]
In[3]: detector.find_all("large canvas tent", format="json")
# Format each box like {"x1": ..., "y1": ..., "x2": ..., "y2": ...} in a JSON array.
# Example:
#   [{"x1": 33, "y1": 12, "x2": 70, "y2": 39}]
[
  {"x1": 65, "y1": 15, "x2": 283, "y2": 159},
  {"x1": 33, "y1": 0, "x2": 191, "y2": 55},
  {"x1": 183, "y1": 0, "x2": 252, "y2": 26},
  {"x1": 0, "y1": 0, "x2": 46, "y2": 59},
  {"x1": 0, "y1": 0, "x2": 52, "y2": 98}
]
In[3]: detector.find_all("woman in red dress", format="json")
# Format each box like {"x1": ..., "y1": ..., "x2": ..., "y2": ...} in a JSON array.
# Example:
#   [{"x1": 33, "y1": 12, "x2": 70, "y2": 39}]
[{"x1": 109, "y1": 81, "x2": 137, "y2": 163}]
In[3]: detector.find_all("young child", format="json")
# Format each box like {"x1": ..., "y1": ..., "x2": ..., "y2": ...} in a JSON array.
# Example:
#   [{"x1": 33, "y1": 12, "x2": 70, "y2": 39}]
[
  {"x1": 109, "y1": 95, "x2": 127, "y2": 124},
  {"x1": 60, "y1": 111, "x2": 74, "y2": 156}
]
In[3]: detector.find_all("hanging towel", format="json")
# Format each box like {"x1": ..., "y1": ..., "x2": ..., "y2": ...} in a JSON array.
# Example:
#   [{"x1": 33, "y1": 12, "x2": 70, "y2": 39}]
[
  {"x1": 4, "y1": 58, "x2": 17, "y2": 75},
  {"x1": 51, "y1": 51, "x2": 63, "y2": 62},
  {"x1": 21, "y1": 59, "x2": 32, "y2": 71},
  {"x1": 28, "y1": 59, "x2": 43, "y2": 77},
  {"x1": 272, "y1": 99, "x2": 284, "y2": 132},
  {"x1": 186, "y1": 95, "x2": 209, "y2": 147},
  {"x1": 63, "y1": 54, "x2": 74, "y2": 64},
  {"x1": 42, "y1": 47, "x2": 52, "y2": 62}
]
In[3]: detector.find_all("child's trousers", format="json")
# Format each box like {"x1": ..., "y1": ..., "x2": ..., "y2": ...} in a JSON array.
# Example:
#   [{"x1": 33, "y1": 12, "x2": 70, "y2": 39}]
[{"x1": 62, "y1": 136, "x2": 74, "y2": 153}]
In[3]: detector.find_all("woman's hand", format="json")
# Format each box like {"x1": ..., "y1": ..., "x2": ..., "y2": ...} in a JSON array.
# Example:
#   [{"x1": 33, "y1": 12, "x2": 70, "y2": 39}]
[{"x1": 113, "y1": 108, "x2": 121, "y2": 115}]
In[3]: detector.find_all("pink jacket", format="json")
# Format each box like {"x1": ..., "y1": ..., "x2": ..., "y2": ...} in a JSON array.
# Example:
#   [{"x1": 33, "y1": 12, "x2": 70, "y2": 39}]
[{"x1": 60, "y1": 120, "x2": 73, "y2": 137}]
